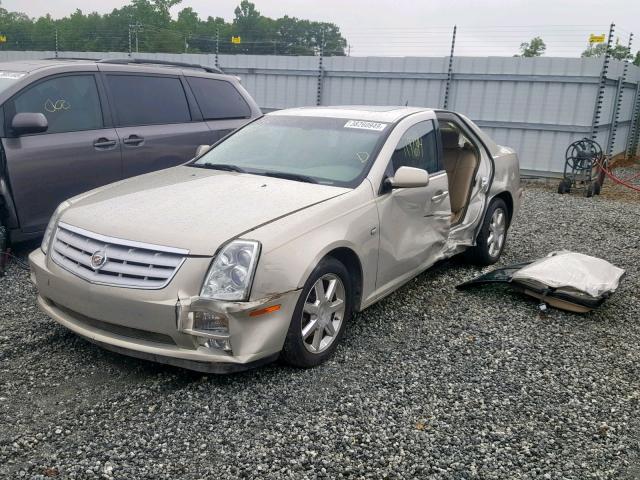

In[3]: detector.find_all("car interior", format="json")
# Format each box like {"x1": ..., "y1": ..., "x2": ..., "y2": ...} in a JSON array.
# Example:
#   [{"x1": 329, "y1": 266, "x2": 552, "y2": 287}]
[{"x1": 439, "y1": 121, "x2": 480, "y2": 225}]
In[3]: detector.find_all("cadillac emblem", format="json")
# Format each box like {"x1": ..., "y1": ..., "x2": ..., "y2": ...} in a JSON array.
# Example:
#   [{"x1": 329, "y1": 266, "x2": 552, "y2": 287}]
[{"x1": 91, "y1": 250, "x2": 108, "y2": 270}]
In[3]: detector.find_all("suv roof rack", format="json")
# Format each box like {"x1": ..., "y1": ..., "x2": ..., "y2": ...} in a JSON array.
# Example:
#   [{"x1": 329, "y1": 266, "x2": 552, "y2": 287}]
[{"x1": 96, "y1": 58, "x2": 224, "y2": 75}]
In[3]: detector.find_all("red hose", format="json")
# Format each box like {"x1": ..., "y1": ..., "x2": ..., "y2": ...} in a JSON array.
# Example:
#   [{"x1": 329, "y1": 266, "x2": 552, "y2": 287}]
[{"x1": 596, "y1": 158, "x2": 640, "y2": 193}]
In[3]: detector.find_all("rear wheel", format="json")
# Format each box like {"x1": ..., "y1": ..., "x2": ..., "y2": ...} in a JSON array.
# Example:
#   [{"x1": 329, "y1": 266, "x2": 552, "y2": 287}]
[
  {"x1": 558, "y1": 179, "x2": 571, "y2": 194},
  {"x1": 282, "y1": 258, "x2": 352, "y2": 368},
  {"x1": 465, "y1": 198, "x2": 509, "y2": 266}
]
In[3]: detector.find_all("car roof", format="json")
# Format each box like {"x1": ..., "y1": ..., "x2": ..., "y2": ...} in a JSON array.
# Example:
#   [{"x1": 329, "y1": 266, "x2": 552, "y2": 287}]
[{"x1": 268, "y1": 106, "x2": 433, "y2": 122}]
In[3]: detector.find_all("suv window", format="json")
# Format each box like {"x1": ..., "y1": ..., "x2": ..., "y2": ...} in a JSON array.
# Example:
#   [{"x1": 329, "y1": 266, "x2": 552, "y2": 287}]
[
  {"x1": 391, "y1": 120, "x2": 440, "y2": 173},
  {"x1": 12, "y1": 75, "x2": 103, "y2": 134},
  {"x1": 106, "y1": 75, "x2": 191, "y2": 126},
  {"x1": 186, "y1": 77, "x2": 251, "y2": 120}
]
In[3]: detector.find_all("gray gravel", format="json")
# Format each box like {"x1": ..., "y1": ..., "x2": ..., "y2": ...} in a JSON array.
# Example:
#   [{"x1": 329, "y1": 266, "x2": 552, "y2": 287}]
[{"x1": 1, "y1": 186, "x2": 639, "y2": 479}]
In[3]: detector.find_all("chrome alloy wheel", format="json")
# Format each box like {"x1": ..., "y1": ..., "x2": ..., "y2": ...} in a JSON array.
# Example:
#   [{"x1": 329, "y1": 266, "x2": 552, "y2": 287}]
[
  {"x1": 301, "y1": 273, "x2": 346, "y2": 354},
  {"x1": 487, "y1": 207, "x2": 506, "y2": 258}
]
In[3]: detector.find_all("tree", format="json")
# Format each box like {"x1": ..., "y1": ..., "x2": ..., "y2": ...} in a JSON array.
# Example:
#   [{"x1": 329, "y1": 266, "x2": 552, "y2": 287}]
[
  {"x1": 517, "y1": 37, "x2": 546, "y2": 57},
  {"x1": 581, "y1": 41, "x2": 633, "y2": 61},
  {"x1": 635, "y1": 51, "x2": 640, "y2": 66},
  {"x1": 0, "y1": 0, "x2": 347, "y2": 55}
]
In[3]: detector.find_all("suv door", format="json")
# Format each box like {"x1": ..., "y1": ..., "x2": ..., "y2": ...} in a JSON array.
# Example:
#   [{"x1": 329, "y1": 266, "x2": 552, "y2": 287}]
[
  {"x1": 2, "y1": 73, "x2": 121, "y2": 233},
  {"x1": 375, "y1": 119, "x2": 452, "y2": 290},
  {"x1": 185, "y1": 76, "x2": 254, "y2": 140},
  {"x1": 103, "y1": 73, "x2": 214, "y2": 178}
]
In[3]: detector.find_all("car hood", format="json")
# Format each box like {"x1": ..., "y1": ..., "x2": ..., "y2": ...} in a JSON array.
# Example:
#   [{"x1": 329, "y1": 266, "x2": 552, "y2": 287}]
[{"x1": 61, "y1": 166, "x2": 350, "y2": 255}]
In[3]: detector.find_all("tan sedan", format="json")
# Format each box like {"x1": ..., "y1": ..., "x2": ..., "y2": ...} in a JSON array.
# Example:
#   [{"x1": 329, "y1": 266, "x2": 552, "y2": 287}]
[{"x1": 30, "y1": 106, "x2": 521, "y2": 372}]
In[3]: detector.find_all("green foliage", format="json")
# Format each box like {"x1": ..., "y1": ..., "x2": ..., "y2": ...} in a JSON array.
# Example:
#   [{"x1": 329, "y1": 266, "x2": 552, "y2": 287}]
[
  {"x1": 517, "y1": 37, "x2": 546, "y2": 57},
  {"x1": 635, "y1": 51, "x2": 640, "y2": 66},
  {"x1": 0, "y1": 0, "x2": 347, "y2": 55},
  {"x1": 581, "y1": 41, "x2": 633, "y2": 61}
]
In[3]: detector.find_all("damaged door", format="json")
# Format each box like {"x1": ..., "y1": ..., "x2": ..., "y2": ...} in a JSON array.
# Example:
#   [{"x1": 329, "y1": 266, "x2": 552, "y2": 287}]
[{"x1": 375, "y1": 119, "x2": 451, "y2": 292}]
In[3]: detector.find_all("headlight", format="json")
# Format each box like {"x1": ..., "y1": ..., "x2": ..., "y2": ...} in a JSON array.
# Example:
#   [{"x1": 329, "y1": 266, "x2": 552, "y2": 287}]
[
  {"x1": 201, "y1": 240, "x2": 261, "y2": 301},
  {"x1": 41, "y1": 201, "x2": 71, "y2": 254}
]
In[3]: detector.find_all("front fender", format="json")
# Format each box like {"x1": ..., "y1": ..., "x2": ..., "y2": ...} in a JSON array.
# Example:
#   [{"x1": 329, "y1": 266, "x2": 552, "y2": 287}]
[{"x1": 249, "y1": 182, "x2": 379, "y2": 304}]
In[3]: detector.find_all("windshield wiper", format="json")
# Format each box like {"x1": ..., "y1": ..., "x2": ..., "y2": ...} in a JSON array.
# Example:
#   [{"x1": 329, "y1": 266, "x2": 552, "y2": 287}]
[
  {"x1": 191, "y1": 163, "x2": 247, "y2": 173},
  {"x1": 262, "y1": 171, "x2": 318, "y2": 184}
]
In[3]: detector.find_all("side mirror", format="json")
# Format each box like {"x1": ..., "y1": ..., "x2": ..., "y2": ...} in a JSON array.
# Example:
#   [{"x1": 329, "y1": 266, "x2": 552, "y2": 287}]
[
  {"x1": 195, "y1": 144, "x2": 211, "y2": 157},
  {"x1": 387, "y1": 166, "x2": 430, "y2": 189},
  {"x1": 11, "y1": 112, "x2": 48, "y2": 136}
]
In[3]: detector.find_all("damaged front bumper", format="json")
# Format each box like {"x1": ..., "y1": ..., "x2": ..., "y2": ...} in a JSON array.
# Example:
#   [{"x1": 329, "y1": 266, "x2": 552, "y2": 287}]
[{"x1": 29, "y1": 249, "x2": 301, "y2": 373}]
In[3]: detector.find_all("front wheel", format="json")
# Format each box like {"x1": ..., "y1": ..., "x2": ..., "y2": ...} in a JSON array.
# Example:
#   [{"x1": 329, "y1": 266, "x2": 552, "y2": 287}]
[
  {"x1": 465, "y1": 198, "x2": 509, "y2": 266},
  {"x1": 281, "y1": 258, "x2": 352, "y2": 368}
]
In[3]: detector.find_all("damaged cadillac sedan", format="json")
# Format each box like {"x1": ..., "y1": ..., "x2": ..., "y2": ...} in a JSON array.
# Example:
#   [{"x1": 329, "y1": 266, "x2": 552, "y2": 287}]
[{"x1": 29, "y1": 106, "x2": 521, "y2": 373}]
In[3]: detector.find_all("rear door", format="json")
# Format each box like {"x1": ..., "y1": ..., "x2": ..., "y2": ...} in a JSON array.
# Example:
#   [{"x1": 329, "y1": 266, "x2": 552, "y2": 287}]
[
  {"x1": 103, "y1": 73, "x2": 215, "y2": 178},
  {"x1": 185, "y1": 76, "x2": 254, "y2": 140},
  {"x1": 2, "y1": 73, "x2": 122, "y2": 233}
]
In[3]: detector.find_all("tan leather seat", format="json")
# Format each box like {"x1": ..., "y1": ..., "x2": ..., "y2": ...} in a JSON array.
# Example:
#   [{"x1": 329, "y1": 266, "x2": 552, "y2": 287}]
[{"x1": 441, "y1": 129, "x2": 477, "y2": 223}]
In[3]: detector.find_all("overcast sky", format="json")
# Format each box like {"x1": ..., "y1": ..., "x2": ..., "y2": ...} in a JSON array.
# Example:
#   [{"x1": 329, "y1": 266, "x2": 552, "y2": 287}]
[{"x1": 4, "y1": 0, "x2": 639, "y2": 57}]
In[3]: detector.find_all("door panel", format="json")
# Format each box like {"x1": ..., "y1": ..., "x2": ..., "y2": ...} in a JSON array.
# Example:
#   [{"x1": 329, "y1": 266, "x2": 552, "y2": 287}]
[
  {"x1": 3, "y1": 128, "x2": 122, "y2": 233},
  {"x1": 116, "y1": 122, "x2": 216, "y2": 178},
  {"x1": 2, "y1": 73, "x2": 121, "y2": 233},
  {"x1": 374, "y1": 119, "x2": 451, "y2": 293},
  {"x1": 376, "y1": 172, "x2": 451, "y2": 289}
]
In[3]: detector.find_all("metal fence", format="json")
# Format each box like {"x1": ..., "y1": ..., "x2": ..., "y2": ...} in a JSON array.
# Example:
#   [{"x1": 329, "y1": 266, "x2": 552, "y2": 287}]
[{"x1": 1, "y1": 50, "x2": 639, "y2": 176}]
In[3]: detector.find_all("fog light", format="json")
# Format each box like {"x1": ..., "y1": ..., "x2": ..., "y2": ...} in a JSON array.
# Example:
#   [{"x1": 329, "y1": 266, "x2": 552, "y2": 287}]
[
  {"x1": 192, "y1": 311, "x2": 229, "y2": 333},
  {"x1": 205, "y1": 338, "x2": 232, "y2": 352}
]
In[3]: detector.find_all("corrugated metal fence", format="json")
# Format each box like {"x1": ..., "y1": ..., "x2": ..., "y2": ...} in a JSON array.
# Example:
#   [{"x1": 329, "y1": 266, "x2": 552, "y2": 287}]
[{"x1": 2, "y1": 50, "x2": 640, "y2": 176}]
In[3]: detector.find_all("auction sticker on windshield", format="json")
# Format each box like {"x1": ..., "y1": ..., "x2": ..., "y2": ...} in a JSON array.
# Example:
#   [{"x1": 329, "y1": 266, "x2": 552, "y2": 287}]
[{"x1": 344, "y1": 120, "x2": 388, "y2": 131}]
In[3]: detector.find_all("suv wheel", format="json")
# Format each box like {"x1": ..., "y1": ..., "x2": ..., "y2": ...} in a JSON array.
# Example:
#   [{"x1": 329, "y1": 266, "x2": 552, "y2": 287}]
[
  {"x1": 465, "y1": 198, "x2": 509, "y2": 266},
  {"x1": 282, "y1": 258, "x2": 352, "y2": 368}
]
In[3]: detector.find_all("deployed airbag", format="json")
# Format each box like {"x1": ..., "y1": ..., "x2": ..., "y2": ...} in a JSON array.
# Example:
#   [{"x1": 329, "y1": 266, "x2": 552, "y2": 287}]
[{"x1": 456, "y1": 251, "x2": 625, "y2": 312}]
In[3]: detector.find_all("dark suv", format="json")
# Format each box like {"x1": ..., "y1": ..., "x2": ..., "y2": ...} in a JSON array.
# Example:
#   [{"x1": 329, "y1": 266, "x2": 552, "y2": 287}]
[{"x1": 0, "y1": 58, "x2": 261, "y2": 246}]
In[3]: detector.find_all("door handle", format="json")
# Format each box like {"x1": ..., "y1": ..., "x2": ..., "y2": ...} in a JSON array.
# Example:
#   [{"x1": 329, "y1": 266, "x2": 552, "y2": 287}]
[
  {"x1": 431, "y1": 191, "x2": 449, "y2": 203},
  {"x1": 93, "y1": 138, "x2": 117, "y2": 149},
  {"x1": 122, "y1": 135, "x2": 144, "y2": 146}
]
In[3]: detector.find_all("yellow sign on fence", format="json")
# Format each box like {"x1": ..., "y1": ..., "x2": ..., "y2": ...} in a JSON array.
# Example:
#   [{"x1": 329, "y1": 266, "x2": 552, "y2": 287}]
[
  {"x1": 589, "y1": 34, "x2": 605, "y2": 44},
  {"x1": 231, "y1": 36, "x2": 241, "y2": 44},
  {"x1": 0, "y1": 35, "x2": 6, "y2": 43}
]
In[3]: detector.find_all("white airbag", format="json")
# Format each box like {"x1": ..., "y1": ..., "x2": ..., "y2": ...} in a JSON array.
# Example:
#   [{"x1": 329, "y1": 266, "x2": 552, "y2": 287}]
[{"x1": 511, "y1": 250, "x2": 625, "y2": 298}]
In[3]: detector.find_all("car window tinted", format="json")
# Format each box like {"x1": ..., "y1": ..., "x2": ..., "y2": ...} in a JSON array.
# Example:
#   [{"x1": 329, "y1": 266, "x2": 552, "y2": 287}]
[
  {"x1": 13, "y1": 75, "x2": 103, "y2": 134},
  {"x1": 391, "y1": 120, "x2": 440, "y2": 173},
  {"x1": 186, "y1": 77, "x2": 251, "y2": 120},
  {"x1": 107, "y1": 75, "x2": 191, "y2": 126},
  {"x1": 193, "y1": 115, "x2": 387, "y2": 187}
]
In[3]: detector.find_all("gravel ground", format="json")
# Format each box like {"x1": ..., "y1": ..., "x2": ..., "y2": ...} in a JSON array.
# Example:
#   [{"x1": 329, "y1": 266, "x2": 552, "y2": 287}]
[{"x1": 1, "y1": 186, "x2": 639, "y2": 479}]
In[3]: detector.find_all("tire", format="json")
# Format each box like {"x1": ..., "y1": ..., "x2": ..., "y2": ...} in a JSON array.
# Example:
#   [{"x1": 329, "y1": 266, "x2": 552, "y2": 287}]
[
  {"x1": 585, "y1": 181, "x2": 596, "y2": 197},
  {"x1": 557, "y1": 179, "x2": 571, "y2": 194},
  {"x1": 281, "y1": 257, "x2": 353, "y2": 368},
  {"x1": 593, "y1": 179, "x2": 602, "y2": 195},
  {"x1": 465, "y1": 198, "x2": 509, "y2": 266}
]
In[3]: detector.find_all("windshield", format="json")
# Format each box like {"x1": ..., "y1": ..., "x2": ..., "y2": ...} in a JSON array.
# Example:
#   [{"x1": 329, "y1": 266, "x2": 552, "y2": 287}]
[
  {"x1": 192, "y1": 115, "x2": 389, "y2": 187},
  {"x1": 0, "y1": 71, "x2": 26, "y2": 95}
]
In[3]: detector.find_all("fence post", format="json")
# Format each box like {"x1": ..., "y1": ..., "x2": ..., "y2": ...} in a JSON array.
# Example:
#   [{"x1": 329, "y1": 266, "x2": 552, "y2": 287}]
[
  {"x1": 128, "y1": 24, "x2": 132, "y2": 57},
  {"x1": 590, "y1": 22, "x2": 615, "y2": 142},
  {"x1": 54, "y1": 27, "x2": 58, "y2": 58},
  {"x1": 443, "y1": 25, "x2": 457, "y2": 109},
  {"x1": 215, "y1": 27, "x2": 219, "y2": 68},
  {"x1": 316, "y1": 29, "x2": 325, "y2": 106},
  {"x1": 606, "y1": 76, "x2": 624, "y2": 156},
  {"x1": 627, "y1": 83, "x2": 640, "y2": 158}
]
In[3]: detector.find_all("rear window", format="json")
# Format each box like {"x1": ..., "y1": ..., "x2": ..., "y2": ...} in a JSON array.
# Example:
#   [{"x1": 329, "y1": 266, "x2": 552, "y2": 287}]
[
  {"x1": 186, "y1": 77, "x2": 251, "y2": 120},
  {"x1": 106, "y1": 75, "x2": 191, "y2": 126}
]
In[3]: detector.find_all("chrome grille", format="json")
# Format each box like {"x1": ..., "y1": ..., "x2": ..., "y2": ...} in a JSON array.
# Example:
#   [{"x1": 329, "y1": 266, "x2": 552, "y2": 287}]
[{"x1": 51, "y1": 222, "x2": 188, "y2": 289}]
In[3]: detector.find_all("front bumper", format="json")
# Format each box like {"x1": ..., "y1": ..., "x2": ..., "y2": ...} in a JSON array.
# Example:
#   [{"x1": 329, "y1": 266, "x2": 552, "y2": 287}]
[{"x1": 29, "y1": 249, "x2": 301, "y2": 373}]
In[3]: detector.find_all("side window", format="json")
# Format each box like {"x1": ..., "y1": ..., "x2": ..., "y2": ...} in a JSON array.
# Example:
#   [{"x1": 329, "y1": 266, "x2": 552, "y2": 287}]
[
  {"x1": 12, "y1": 75, "x2": 103, "y2": 134},
  {"x1": 106, "y1": 75, "x2": 191, "y2": 126},
  {"x1": 390, "y1": 120, "x2": 440, "y2": 174},
  {"x1": 186, "y1": 77, "x2": 251, "y2": 120}
]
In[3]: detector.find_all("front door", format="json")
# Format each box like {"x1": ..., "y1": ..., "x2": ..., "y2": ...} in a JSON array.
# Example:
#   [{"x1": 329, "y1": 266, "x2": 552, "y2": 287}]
[
  {"x1": 103, "y1": 73, "x2": 215, "y2": 179},
  {"x1": 375, "y1": 120, "x2": 452, "y2": 291},
  {"x1": 2, "y1": 73, "x2": 122, "y2": 233}
]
